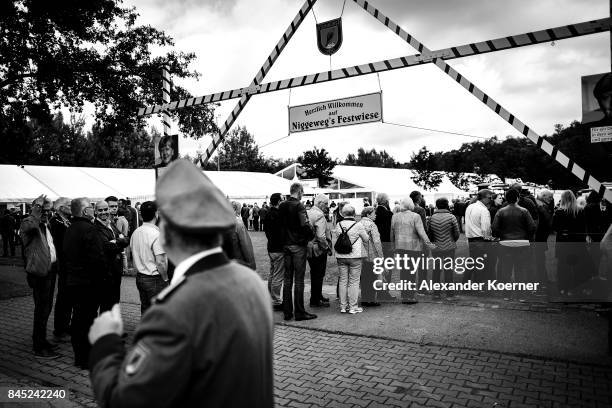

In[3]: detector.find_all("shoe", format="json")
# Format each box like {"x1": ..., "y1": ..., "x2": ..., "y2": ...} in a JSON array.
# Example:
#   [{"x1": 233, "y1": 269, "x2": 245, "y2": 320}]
[
  {"x1": 309, "y1": 301, "x2": 330, "y2": 307},
  {"x1": 74, "y1": 361, "x2": 88, "y2": 370},
  {"x1": 361, "y1": 302, "x2": 380, "y2": 307},
  {"x1": 295, "y1": 313, "x2": 317, "y2": 321},
  {"x1": 43, "y1": 341, "x2": 58, "y2": 350},
  {"x1": 348, "y1": 307, "x2": 363, "y2": 314},
  {"x1": 402, "y1": 301, "x2": 418, "y2": 305},
  {"x1": 283, "y1": 314, "x2": 293, "y2": 321},
  {"x1": 53, "y1": 332, "x2": 71, "y2": 342},
  {"x1": 34, "y1": 349, "x2": 59, "y2": 359},
  {"x1": 320, "y1": 297, "x2": 330, "y2": 303},
  {"x1": 340, "y1": 308, "x2": 347, "y2": 313},
  {"x1": 272, "y1": 304, "x2": 284, "y2": 312}
]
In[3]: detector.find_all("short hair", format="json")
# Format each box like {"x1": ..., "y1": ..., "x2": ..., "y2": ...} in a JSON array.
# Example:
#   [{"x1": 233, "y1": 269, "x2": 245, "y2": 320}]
[
  {"x1": 509, "y1": 183, "x2": 522, "y2": 193},
  {"x1": 505, "y1": 188, "x2": 519, "y2": 204},
  {"x1": 71, "y1": 197, "x2": 90, "y2": 217},
  {"x1": 290, "y1": 182, "x2": 303, "y2": 195},
  {"x1": 435, "y1": 197, "x2": 449, "y2": 210},
  {"x1": 537, "y1": 189, "x2": 552, "y2": 201},
  {"x1": 586, "y1": 190, "x2": 601, "y2": 204},
  {"x1": 161, "y1": 217, "x2": 222, "y2": 251},
  {"x1": 158, "y1": 135, "x2": 173, "y2": 152},
  {"x1": 400, "y1": 197, "x2": 415, "y2": 211},
  {"x1": 140, "y1": 201, "x2": 157, "y2": 222},
  {"x1": 231, "y1": 201, "x2": 241, "y2": 215},
  {"x1": 126, "y1": 199, "x2": 132, "y2": 205},
  {"x1": 376, "y1": 192, "x2": 389, "y2": 205},
  {"x1": 341, "y1": 204, "x2": 355, "y2": 217},
  {"x1": 270, "y1": 193, "x2": 282, "y2": 206},
  {"x1": 313, "y1": 194, "x2": 328, "y2": 207},
  {"x1": 105, "y1": 196, "x2": 118, "y2": 203},
  {"x1": 477, "y1": 189, "x2": 493, "y2": 200},
  {"x1": 594, "y1": 72, "x2": 612, "y2": 99},
  {"x1": 53, "y1": 197, "x2": 71, "y2": 211},
  {"x1": 409, "y1": 191, "x2": 422, "y2": 202},
  {"x1": 361, "y1": 206, "x2": 375, "y2": 218}
]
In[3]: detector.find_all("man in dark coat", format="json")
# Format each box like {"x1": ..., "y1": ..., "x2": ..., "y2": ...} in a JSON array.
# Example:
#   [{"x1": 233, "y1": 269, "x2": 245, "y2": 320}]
[
  {"x1": 63, "y1": 197, "x2": 107, "y2": 369},
  {"x1": 374, "y1": 193, "x2": 395, "y2": 301},
  {"x1": 49, "y1": 197, "x2": 73, "y2": 340},
  {"x1": 94, "y1": 200, "x2": 129, "y2": 312},
  {"x1": 88, "y1": 159, "x2": 274, "y2": 408}
]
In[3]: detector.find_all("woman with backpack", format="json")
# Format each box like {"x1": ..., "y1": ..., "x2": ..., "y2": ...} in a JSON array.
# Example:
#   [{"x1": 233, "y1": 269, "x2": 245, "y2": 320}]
[{"x1": 334, "y1": 204, "x2": 369, "y2": 314}]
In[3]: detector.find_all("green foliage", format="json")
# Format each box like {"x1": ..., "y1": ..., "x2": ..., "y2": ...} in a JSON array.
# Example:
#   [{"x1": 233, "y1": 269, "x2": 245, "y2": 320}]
[
  {"x1": 297, "y1": 147, "x2": 336, "y2": 187},
  {"x1": 212, "y1": 126, "x2": 270, "y2": 172},
  {"x1": 409, "y1": 147, "x2": 443, "y2": 189}
]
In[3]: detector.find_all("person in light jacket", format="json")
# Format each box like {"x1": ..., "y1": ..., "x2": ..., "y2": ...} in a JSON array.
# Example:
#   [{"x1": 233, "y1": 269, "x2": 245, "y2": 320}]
[
  {"x1": 307, "y1": 194, "x2": 332, "y2": 307},
  {"x1": 359, "y1": 206, "x2": 383, "y2": 306},
  {"x1": 334, "y1": 205, "x2": 369, "y2": 314},
  {"x1": 390, "y1": 197, "x2": 435, "y2": 304}
]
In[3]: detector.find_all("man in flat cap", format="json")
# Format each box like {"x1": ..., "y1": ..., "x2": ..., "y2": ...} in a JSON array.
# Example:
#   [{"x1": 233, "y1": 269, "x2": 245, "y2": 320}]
[{"x1": 87, "y1": 159, "x2": 274, "y2": 408}]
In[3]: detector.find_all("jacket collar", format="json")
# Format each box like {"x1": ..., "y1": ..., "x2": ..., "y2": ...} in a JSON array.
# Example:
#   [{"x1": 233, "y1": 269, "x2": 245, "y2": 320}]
[{"x1": 184, "y1": 251, "x2": 230, "y2": 277}]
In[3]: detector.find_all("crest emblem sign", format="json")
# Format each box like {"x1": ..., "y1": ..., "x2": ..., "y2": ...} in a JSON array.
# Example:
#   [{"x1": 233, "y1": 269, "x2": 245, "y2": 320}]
[{"x1": 316, "y1": 18, "x2": 343, "y2": 55}]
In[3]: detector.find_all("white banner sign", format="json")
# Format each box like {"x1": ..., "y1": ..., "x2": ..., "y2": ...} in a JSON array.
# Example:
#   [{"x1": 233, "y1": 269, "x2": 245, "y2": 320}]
[
  {"x1": 591, "y1": 126, "x2": 612, "y2": 143},
  {"x1": 288, "y1": 92, "x2": 382, "y2": 133}
]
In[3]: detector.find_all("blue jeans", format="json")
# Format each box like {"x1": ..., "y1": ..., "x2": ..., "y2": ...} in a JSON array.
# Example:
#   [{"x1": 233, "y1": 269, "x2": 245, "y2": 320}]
[
  {"x1": 136, "y1": 274, "x2": 168, "y2": 314},
  {"x1": 283, "y1": 245, "x2": 307, "y2": 317}
]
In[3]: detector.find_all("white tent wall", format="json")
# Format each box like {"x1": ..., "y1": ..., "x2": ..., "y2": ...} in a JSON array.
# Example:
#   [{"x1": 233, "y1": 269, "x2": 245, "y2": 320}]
[{"x1": 0, "y1": 165, "x2": 295, "y2": 205}]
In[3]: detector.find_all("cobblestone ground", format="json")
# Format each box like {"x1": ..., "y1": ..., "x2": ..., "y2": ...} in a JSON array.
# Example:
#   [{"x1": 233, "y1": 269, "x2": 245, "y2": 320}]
[{"x1": 0, "y1": 296, "x2": 611, "y2": 407}]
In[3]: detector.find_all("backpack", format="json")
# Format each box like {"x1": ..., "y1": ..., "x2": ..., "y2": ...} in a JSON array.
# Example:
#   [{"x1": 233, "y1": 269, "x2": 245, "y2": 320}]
[{"x1": 334, "y1": 222, "x2": 357, "y2": 254}]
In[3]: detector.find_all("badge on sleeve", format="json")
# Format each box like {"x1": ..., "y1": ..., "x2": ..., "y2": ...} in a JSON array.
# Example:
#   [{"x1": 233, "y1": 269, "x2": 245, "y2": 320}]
[{"x1": 125, "y1": 342, "x2": 150, "y2": 376}]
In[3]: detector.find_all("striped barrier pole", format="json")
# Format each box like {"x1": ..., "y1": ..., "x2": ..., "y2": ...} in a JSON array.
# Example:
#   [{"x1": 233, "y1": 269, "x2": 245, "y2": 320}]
[
  {"x1": 138, "y1": 18, "x2": 609, "y2": 116},
  {"x1": 162, "y1": 65, "x2": 172, "y2": 137},
  {"x1": 353, "y1": 0, "x2": 612, "y2": 202},
  {"x1": 199, "y1": 0, "x2": 317, "y2": 164}
]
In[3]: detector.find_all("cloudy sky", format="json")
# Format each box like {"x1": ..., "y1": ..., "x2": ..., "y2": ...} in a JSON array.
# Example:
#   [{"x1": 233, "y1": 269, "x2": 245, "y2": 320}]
[{"x1": 127, "y1": 0, "x2": 609, "y2": 162}]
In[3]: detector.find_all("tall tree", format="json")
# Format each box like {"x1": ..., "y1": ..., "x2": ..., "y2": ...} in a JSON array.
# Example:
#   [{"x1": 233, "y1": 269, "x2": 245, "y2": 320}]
[
  {"x1": 1, "y1": 0, "x2": 218, "y2": 166},
  {"x1": 345, "y1": 148, "x2": 398, "y2": 168},
  {"x1": 212, "y1": 126, "x2": 269, "y2": 171},
  {"x1": 297, "y1": 147, "x2": 336, "y2": 187},
  {"x1": 409, "y1": 147, "x2": 443, "y2": 189}
]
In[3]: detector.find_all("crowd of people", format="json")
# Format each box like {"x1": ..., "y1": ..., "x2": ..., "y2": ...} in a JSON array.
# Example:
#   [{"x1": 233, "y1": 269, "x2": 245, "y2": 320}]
[
  {"x1": 6, "y1": 178, "x2": 612, "y2": 366},
  {"x1": 243, "y1": 183, "x2": 612, "y2": 319}
]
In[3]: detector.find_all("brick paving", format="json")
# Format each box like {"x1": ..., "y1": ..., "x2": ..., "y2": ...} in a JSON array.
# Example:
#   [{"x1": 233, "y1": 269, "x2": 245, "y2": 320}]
[{"x1": 0, "y1": 295, "x2": 611, "y2": 407}]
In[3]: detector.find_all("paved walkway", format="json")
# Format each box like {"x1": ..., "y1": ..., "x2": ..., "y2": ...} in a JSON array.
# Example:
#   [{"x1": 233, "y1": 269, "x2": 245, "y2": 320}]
[{"x1": 0, "y1": 295, "x2": 611, "y2": 407}]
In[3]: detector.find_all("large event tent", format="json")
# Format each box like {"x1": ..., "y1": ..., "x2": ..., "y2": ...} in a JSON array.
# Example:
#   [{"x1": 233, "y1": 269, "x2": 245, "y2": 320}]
[{"x1": 0, "y1": 164, "x2": 294, "y2": 205}]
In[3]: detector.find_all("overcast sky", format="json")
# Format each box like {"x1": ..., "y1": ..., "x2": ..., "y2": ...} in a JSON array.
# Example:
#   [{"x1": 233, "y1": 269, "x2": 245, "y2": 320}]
[{"x1": 127, "y1": 0, "x2": 610, "y2": 162}]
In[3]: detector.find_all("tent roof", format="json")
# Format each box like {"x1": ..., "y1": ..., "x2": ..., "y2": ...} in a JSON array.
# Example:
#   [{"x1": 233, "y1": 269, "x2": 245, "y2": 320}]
[
  {"x1": 0, "y1": 165, "x2": 294, "y2": 203},
  {"x1": 331, "y1": 165, "x2": 468, "y2": 197}
]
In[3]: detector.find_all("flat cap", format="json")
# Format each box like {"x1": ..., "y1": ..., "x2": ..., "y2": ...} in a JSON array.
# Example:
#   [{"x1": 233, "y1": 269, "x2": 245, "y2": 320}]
[{"x1": 156, "y1": 159, "x2": 234, "y2": 232}]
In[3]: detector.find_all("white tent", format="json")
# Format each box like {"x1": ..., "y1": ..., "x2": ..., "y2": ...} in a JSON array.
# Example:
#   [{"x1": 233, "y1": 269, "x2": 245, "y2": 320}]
[
  {"x1": 330, "y1": 165, "x2": 469, "y2": 207},
  {"x1": 0, "y1": 165, "x2": 294, "y2": 205}
]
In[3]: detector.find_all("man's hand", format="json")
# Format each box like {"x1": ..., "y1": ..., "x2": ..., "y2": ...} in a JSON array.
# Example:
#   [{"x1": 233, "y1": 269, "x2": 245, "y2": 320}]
[{"x1": 89, "y1": 304, "x2": 123, "y2": 345}]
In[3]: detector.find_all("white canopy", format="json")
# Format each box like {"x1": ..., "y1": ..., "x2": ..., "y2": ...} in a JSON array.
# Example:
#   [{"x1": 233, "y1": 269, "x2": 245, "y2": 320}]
[
  {"x1": 331, "y1": 165, "x2": 469, "y2": 204},
  {"x1": 0, "y1": 164, "x2": 294, "y2": 204}
]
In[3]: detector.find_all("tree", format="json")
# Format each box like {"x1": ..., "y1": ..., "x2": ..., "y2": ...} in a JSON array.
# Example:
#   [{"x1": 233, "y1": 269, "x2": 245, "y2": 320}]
[
  {"x1": 297, "y1": 147, "x2": 336, "y2": 187},
  {"x1": 345, "y1": 148, "x2": 398, "y2": 168},
  {"x1": 409, "y1": 147, "x2": 443, "y2": 189},
  {"x1": 1, "y1": 0, "x2": 218, "y2": 166},
  {"x1": 212, "y1": 126, "x2": 269, "y2": 171}
]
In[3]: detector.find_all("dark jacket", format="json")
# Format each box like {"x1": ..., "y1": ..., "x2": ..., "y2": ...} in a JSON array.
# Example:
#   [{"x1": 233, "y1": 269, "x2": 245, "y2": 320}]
[
  {"x1": 263, "y1": 207, "x2": 284, "y2": 252},
  {"x1": 492, "y1": 204, "x2": 536, "y2": 241},
  {"x1": 553, "y1": 208, "x2": 587, "y2": 243},
  {"x1": 535, "y1": 199, "x2": 554, "y2": 242},
  {"x1": 49, "y1": 214, "x2": 70, "y2": 264},
  {"x1": 519, "y1": 194, "x2": 539, "y2": 225},
  {"x1": 89, "y1": 252, "x2": 274, "y2": 408},
  {"x1": 584, "y1": 202, "x2": 606, "y2": 242},
  {"x1": 95, "y1": 219, "x2": 129, "y2": 279},
  {"x1": 240, "y1": 206, "x2": 250, "y2": 220},
  {"x1": 63, "y1": 217, "x2": 108, "y2": 286},
  {"x1": 127, "y1": 206, "x2": 138, "y2": 237},
  {"x1": 279, "y1": 197, "x2": 314, "y2": 246},
  {"x1": 413, "y1": 205, "x2": 427, "y2": 230},
  {"x1": 374, "y1": 204, "x2": 393, "y2": 243}
]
